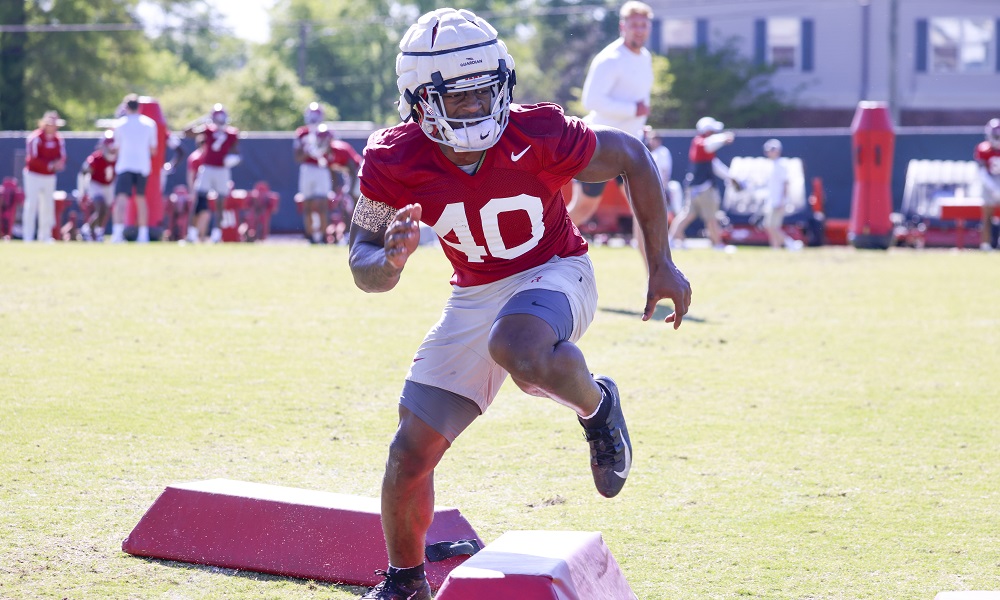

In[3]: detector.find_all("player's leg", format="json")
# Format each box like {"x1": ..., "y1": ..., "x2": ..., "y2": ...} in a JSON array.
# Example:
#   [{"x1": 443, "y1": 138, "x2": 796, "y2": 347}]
[
  {"x1": 566, "y1": 180, "x2": 606, "y2": 225},
  {"x1": 35, "y1": 175, "x2": 57, "y2": 242},
  {"x1": 980, "y1": 195, "x2": 996, "y2": 250},
  {"x1": 110, "y1": 174, "x2": 132, "y2": 243},
  {"x1": 488, "y1": 257, "x2": 631, "y2": 498},
  {"x1": 668, "y1": 188, "x2": 697, "y2": 246},
  {"x1": 367, "y1": 383, "x2": 478, "y2": 600},
  {"x1": 134, "y1": 172, "x2": 149, "y2": 242},
  {"x1": 21, "y1": 171, "x2": 40, "y2": 242}
]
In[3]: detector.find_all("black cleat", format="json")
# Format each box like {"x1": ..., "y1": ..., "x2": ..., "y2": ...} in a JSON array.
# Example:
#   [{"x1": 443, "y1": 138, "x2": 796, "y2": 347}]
[
  {"x1": 579, "y1": 375, "x2": 632, "y2": 498},
  {"x1": 361, "y1": 570, "x2": 432, "y2": 600}
]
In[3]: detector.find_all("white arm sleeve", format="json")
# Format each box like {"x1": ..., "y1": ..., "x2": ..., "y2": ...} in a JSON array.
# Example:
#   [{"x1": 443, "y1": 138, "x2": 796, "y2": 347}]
[
  {"x1": 581, "y1": 56, "x2": 638, "y2": 120},
  {"x1": 711, "y1": 157, "x2": 731, "y2": 180},
  {"x1": 703, "y1": 133, "x2": 732, "y2": 154}
]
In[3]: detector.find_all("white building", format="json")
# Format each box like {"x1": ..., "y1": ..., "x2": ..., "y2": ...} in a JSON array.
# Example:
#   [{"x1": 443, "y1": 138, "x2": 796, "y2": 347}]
[{"x1": 647, "y1": 0, "x2": 1000, "y2": 126}]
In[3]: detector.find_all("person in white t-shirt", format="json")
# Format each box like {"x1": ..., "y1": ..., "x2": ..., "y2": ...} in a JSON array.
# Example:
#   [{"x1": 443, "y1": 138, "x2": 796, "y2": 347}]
[
  {"x1": 762, "y1": 138, "x2": 791, "y2": 249},
  {"x1": 111, "y1": 94, "x2": 158, "y2": 243},
  {"x1": 568, "y1": 1, "x2": 655, "y2": 254}
]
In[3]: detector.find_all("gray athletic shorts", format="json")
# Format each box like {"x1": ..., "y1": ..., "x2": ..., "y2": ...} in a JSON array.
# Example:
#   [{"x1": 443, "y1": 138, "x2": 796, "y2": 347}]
[
  {"x1": 400, "y1": 254, "x2": 598, "y2": 441},
  {"x1": 195, "y1": 165, "x2": 232, "y2": 195}
]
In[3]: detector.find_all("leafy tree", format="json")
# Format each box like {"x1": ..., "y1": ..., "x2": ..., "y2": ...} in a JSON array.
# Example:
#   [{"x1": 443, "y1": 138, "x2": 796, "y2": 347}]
[
  {"x1": 147, "y1": 1, "x2": 249, "y2": 79},
  {"x1": 647, "y1": 54, "x2": 677, "y2": 128},
  {"x1": 269, "y1": 0, "x2": 400, "y2": 125},
  {"x1": 230, "y1": 52, "x2": 335, "y2": 131},
  {"x1": 0, "y1": 1, "x2": 27, "y2": 130},
  {"x1": 498, "y1": 1, "x2": 615, "y2": 114},
  {"x1": 662, "y1": 40, "x2": 793, "y2": 129},
  {"x1": 20, "y1": 0, "x2": 149, "y2": 130}
]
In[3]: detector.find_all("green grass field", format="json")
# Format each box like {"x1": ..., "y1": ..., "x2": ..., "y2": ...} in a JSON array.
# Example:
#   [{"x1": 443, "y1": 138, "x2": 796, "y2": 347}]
[{"x1": 1, "y1": 242, "x2": 998, "y2": 600}]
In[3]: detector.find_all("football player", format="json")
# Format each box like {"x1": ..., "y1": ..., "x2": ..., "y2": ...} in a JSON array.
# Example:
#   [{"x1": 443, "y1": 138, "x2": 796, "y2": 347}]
[
  {"x1": 294, "y1": 103, "x2": 334, "y2": 244},
  {"x1": 184, "y1": 104, "x2": 240, "y2": 243},
  {"x1": 325, "y1": 133, "x2": 362, "y2": 244},
  {"x1": 347, "y1": 8, "x2": 691, "y2": 600},
  {"x1": 974, "y1": 118, "x2": 1000, "y2": 250},
  {"x1": 79, "y1": 130, "x2": 117, "y2": 241}
]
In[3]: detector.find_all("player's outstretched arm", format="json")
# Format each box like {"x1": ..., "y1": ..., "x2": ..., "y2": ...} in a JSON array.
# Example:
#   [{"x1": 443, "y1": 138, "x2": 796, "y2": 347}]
[
  {"x1": 348, "y1": 200, "x2": 422, "y2": 293},
  {"x1": 580, "y1": 127, "x2": 692, "y2": 327}
]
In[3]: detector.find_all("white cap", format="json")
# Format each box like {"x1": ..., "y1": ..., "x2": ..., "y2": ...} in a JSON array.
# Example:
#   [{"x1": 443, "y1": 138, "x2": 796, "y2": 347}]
[
  {"x1": 696, "y1": 116, "x2": 724, "y2": 134},
  {"x1": 763, "y1": 138, "x2": 782, "y2": 152}
]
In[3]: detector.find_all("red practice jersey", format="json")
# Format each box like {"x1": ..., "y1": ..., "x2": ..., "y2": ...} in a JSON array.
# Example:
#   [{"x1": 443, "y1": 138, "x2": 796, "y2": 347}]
[
  {"x1": 187, "y1": 147, "x2": 205, "y2": 175},
  {"x1": 328, "y1": 139, "x2": 361, "y2": 169},
  {"x1": 974, "y1": 141, "x2": 1000, "y2": 177},
  {"x1": 202, "y1": 125, "x2": 239, "y2": 167},
  {"x1": 25, "y1": 129, "x2": 66, "y2": 175},
  {"x1": 85, "y1": 151, "x2": 117, "y2": 185},
  {"x1": 294, "y1": 126, "x2": 323, "y2": 166},
  {"x1": 360, "y1": 103, "x2": 596, "y2": 287}
]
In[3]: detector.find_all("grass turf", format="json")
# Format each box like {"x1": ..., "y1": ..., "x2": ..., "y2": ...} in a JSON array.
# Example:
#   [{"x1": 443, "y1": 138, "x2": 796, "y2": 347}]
[{"x1": 1, "y1": 242, "x2": 998, "y2": 599}]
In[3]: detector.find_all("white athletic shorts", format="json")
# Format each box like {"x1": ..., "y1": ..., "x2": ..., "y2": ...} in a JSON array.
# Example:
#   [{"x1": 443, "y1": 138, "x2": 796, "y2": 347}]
[
  {"x1": 406, "y1": 254, "x2": 599, "y2": 414},
  {"x1": 88, "y1": 181, "x2": 114, "y2": 203},
  {"x1": 195, "y1": 165, "x2": 232, "y2": 195},
  {"x1": 298, "y1": 163, "x2": 332, "y2": 199}
]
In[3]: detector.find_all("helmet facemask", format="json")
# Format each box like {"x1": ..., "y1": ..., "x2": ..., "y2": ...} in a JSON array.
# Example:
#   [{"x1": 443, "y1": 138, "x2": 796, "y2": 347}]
[{"x1": 408, "y1": 66, "x2": 513, "y2": 152}]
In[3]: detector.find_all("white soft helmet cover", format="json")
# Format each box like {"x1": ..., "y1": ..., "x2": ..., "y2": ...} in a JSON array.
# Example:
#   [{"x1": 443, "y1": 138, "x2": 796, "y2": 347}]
[
  {"x1": 986, "y1": 118, "x2": 1000, "y2": 148},
  {"x1": 396, "y1": 8, "x2": 516, "y2": 152},
  {"x1": 304, "y1": 102, "x2": 324, "y2": 126}
]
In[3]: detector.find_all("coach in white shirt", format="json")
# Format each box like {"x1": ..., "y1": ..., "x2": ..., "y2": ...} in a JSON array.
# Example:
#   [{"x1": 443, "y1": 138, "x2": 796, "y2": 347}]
[
  {"x1": 111, "y1": 94, "x2": 158, "y2": 243},
  {"x1": 569, "y1": 1, "x2": 655, "y2": 258}
]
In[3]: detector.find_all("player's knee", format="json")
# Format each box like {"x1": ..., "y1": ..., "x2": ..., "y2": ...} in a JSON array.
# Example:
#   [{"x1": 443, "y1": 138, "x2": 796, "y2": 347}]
[{"x1": 386, "y1": 423, "x2": 445, "y2": 480}]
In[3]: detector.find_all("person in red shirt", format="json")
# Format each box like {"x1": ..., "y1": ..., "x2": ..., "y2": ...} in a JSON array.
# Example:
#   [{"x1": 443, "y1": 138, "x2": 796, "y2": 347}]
[
  {"x1": 294, "y1": 103, "x2": 334, "y2": 244},
  {"x1": 184, "y1": 104, "x2": 240, "y2": 243},
  {"x1": 22, "y1": 110, "x2": 67, "y2": 242},
  {"x1": 78, "y1": 130, "x2": 117, "y2": 242},
  {"x1": 325, "y1": 133, "x2": 362, "y2": 244},
  {"x1": 974, "y1": 118, "x2": 1000, "y2": 251},
  {"x1": 668, "y1": 116, "x2": 741, "y2": 250},
  {"x1": 183, "y1": 134, "x2": 210, "y2": 242},
  {"x1": 348, "y1": 9, "x2": 690, "y2": 600}
]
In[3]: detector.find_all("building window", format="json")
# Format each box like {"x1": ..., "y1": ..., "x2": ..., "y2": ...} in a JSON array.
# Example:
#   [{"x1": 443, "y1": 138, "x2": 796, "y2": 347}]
[
  {"x1": 767, "y1": 17, "x2": 800, "y2": 69},
  {"x1": 662, "y1": 18, "x2": 696, "y2": 54},
  {"x1": 929, "y1": 17, "x2": 994, "y2": 73}
]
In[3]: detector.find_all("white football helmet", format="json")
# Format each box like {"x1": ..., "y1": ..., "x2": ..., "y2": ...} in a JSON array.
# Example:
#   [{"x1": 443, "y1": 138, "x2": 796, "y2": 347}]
[
  {"x1": 986, "y1": 118, "x2": 1000, "y2": 149},
  {"x1": 99, "y1": 129, "x2": 117, "y2": 157},
  {"x1": 211, "y1": 104, "x2": 229, "y2": 126},
  {"x1": 305, "y1": 102, "x2": 324, "y2": 126},
  {"x1": 396, "y1": 8, "x2": 516, "y2": 152}
]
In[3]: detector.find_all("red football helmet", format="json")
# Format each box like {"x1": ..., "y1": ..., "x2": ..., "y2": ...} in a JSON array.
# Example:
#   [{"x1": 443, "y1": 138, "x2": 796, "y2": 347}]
[
  {"x1": 211, "y1": 103, "x2": 229, "y2": 126},
  {"x1": 986, "y1": 118, "x2": 1000, "y2": 148},
  {"x1": 304, "y1": 102, "x2": 324, "y2": 125}
]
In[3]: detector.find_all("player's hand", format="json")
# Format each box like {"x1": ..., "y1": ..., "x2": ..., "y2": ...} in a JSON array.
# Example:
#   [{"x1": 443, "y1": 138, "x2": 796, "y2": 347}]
[
  {"x1": 384, "y1": 203, "x2": 422, "y2": 270},
  {"x1": 642, "y1": 260, "x2": 692, "y2": 329}
]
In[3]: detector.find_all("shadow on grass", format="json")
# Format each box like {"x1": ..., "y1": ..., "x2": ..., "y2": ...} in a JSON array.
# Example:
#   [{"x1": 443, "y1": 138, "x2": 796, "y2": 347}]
[
  {"x1": 599, "y1": 304, "x2": 706, "y2": 323},
  {"x1": 132, "y1": 555, "x2": 367, "y2": 594}
]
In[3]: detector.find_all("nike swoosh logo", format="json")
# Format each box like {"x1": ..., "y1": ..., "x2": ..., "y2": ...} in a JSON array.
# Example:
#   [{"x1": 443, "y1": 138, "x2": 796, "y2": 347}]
[
  {"x1": 615, "y1": 433, "x2": 631, "y2": 479},
  {"x1": 511, "y1": 146, "x2": 530, "y2": 162}
]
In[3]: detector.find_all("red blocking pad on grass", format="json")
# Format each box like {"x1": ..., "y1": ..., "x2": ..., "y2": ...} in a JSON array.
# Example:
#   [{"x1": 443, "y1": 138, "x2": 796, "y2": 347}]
[
  {"x1": 122, "y1": 479, "x2": 482, "y2": 589},
  {"x1": 434, "y1": 530, "x2": 637, "y2": 600}
]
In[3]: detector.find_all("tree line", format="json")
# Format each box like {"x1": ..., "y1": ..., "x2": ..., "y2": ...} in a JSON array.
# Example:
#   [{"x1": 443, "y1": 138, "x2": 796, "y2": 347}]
[{"x1": 0, "y1": 0, "x2": 791, "y2": 132}]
